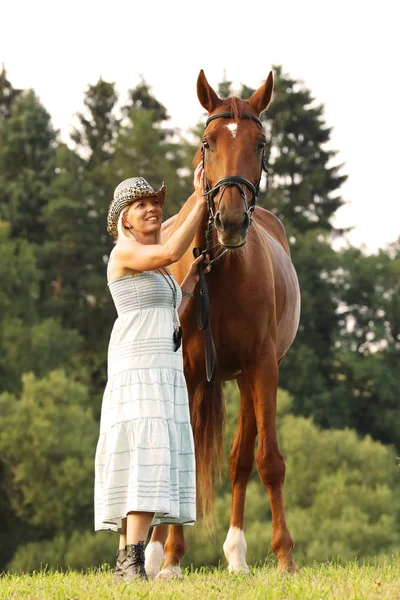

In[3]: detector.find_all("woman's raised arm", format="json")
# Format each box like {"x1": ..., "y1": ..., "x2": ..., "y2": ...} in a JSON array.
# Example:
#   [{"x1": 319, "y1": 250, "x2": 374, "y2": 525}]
[{"x1": 112, "y1": 165, "x2": 206, "y2": 273}]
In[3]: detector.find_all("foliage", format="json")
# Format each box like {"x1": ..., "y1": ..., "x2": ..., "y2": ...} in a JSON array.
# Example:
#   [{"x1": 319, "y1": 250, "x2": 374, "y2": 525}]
[
  {"x1": 7, "y1": 531, "x2": 116, "y2": 574},
  {"x1": 0, "y1": 370, "x2": 97, "y2": 539},
  {"x1": 0, "y1": 318, "x2": 84, "y2": 394},
  {"x1": 71, "y1": 78, "x2": 119, "y2": 167},
  {"x1": 0, "y1": 89, "x2": 57, "y2": 242},
  {"x1": 0, "y1": 65, "x2": 21, "y2": 119},
  {"x1": 0, "y1": 220, "x2": 39, "y2": 322}
]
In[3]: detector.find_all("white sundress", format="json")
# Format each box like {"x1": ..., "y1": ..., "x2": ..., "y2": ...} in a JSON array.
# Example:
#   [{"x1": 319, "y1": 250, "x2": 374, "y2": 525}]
[{"x1": 94, "y1": 272, "x2": 196, "y2": 532}]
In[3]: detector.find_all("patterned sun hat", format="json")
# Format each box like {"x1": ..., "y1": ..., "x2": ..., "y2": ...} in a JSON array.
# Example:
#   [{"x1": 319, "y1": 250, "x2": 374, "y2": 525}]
[{"x1": 107, "y1": 177, "x2": 167, "y2": 239}]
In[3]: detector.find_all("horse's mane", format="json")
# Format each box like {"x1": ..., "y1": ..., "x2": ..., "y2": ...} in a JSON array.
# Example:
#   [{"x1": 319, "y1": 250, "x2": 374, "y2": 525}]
[
  {"x1": 192, "y1": 97, "x2": 248, "y2": 167},
  {"x1": 230, "y1": 96, "x2": 245, "y2": 121}
]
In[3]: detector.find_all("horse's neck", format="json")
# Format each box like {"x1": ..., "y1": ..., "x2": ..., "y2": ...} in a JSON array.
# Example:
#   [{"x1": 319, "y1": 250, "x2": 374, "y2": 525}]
[
  {"x1": 177, "y1": 193, "x2": 198, "y2": 227},
  {"x1": 177, "y1": 195, "x2": 209, "y2": 252}
]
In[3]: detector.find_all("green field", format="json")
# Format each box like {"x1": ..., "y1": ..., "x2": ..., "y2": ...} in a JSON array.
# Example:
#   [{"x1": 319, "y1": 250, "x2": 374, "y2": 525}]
[{"x1": 1, "y1": 560, "x2": 399, "y2": 600}]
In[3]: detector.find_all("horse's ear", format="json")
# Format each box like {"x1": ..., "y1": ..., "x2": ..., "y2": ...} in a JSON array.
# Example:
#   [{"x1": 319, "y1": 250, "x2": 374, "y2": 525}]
[
  {"x1": 197, "y1": 70, "x2": 221, "y2": 113},
  {"x1": 248, "y1": 71, "x2": 274, "y2": 114}
]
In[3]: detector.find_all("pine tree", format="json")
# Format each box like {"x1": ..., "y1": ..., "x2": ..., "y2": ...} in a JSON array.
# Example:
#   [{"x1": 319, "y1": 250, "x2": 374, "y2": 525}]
[
  {"x1": 0, "y1": 65, "x2": 21, "y2": 120},
  {"x1": 127, "y1": 75, "x2": 169, "y2": 123},
  {"x1": 242, "y1": 66, "x2": 347, "y2": 236},
  {"x1": 71, "y1": 77, "x2": 119, "y2": 168},
  {"x1": 0, "y1": 88, "x2": 57, "y2": 242}
]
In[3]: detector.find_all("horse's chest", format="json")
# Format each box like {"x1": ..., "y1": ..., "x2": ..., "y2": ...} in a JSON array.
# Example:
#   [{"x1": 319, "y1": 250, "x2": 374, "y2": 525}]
[{"x1": 211, "y1": 296, "x2": 270, "y2": 363}]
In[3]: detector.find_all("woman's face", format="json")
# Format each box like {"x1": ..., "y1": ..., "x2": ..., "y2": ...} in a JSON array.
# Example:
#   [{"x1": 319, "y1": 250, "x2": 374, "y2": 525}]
[{"x1": 123, "y1": 196, "x2": 162, "y2": 237}]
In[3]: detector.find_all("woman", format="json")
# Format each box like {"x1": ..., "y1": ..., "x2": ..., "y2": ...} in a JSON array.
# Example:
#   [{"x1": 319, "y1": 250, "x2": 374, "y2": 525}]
[{"x1": 94, "y1": 164, "x2": 208, "y2": 583}]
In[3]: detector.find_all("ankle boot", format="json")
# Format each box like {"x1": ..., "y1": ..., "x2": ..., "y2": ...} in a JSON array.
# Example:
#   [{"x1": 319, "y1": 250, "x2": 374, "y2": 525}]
[
  {"x1": 124, "y1": 541, "x2": 148, "y2": 582},
  {"x1": 113, "y1": 548, "x2": 127, "y2": 583}
]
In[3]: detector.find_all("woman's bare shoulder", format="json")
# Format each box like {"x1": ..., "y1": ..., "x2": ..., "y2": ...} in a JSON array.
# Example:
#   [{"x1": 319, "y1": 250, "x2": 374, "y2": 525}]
[
  {"x1": 114, "y1": 237, "x2": 137, "y2": 252},
  {"x1": 107, "y1": 241, "x2": 141, "y2": 281}
]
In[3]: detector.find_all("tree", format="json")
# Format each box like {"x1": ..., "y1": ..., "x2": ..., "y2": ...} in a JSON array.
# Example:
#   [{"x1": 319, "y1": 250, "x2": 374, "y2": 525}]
[
  {"x1": 244, "y1": 65, "x2": 347, "y2": 237},
  {"x1": 0, "y1": 221, "x2": 39, "y2": 324},
  {"x1": 71, "y1": 77, "x2": 119, "y2": 168},
  {"x1": 127, "y1": 75, "x2": 169, "y2": 124},
  {"x1": 0, "y1": 318, "x2": 84, "y2": 395},
  {"x1": 0, "y1": 65, "x2": 21, "y2": 120},
  {"x1": 336, "y1": 240, "x2": 400, "y2": 354},
  {"x1": 0, "y1": 371, "x2": 97, "y2": 559},
  {"x1": 0, "y1": 89, "x2": 57, "y2": 243},
  {"x1": 328, "y1": 239, "x2": 400, "y2": 447},
  {"x1": 38, "y1": 142, "x2": 108, "y2": 334}
]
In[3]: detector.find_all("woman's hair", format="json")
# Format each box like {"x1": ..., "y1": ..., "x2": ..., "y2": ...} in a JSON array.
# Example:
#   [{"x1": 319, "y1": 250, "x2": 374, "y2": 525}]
[
  {"x1": 116, "y1": 207, "x2": 133, "y2": 240},
  {"x1": 116, "y1": 203, "x2": 162, "y2": 243}
]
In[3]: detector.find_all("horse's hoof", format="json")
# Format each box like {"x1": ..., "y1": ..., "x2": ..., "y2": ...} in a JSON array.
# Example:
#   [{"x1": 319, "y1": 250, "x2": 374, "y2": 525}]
[
  {"x1": 145, "y1": 541, "x2": 165, "y2": 579},
  {"x1": 277, "y1": 557, "x2": 299, "y2": 574},
  {"x1": 227, "y1": 564, "x2": 250, "y2": 575},
  {"x1": 155, "y1": 566, "x2": 183, "y2": 580}
]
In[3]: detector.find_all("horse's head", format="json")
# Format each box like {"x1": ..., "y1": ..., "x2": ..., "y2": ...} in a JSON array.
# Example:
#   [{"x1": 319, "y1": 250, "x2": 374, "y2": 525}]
[{"x1": 195, "y1": 70, "x2": 273, "y2": 248}]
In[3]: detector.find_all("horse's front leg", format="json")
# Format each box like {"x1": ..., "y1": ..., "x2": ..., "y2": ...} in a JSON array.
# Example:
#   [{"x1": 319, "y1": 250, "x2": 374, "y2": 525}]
[
  {"x1": 252, "y1": 351, "x2": 297, "y2": 572},
  {"x1": 223, "y1": 378, "x2": 257, "y2": 573},
  {"x1": 145, "y1": 524, "x2": 168, "y2": 578},
  {"x1": 156, "y1": 524, "x2": 187, "y2": 580}
]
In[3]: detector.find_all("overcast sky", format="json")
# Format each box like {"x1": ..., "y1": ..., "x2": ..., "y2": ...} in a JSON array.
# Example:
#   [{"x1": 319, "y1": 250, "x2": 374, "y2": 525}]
[{"x1": 1, "y1": 0, "x2": 399, "y2": 252}]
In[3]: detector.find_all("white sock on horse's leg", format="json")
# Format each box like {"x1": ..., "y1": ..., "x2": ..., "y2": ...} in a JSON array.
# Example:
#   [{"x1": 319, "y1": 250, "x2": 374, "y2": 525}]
[
  {"x1": 223, "y1": 526, "x2": 250, "y2": 573},
  {"x1": 145, "y1": 541, "x2": 165, "y2": 579}
]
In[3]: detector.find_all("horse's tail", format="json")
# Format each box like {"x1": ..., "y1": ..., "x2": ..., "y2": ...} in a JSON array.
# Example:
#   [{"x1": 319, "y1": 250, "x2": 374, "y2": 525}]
[{"x1": 190, "y1": 379, "x2": 225, "y2": 519}]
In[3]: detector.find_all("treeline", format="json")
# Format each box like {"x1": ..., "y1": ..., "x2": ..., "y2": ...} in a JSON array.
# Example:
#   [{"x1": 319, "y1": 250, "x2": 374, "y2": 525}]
[{"x1": 0, "y1": 65, "x2": 399, "y2": 571}]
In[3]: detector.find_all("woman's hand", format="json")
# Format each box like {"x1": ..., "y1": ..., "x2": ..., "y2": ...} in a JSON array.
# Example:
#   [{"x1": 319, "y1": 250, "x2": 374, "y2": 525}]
[
  {"x1": 194, "y1": 162, "x2": 205, "y2": 203},
  {"x1": 180, "y1": 253, "x2": 211, "y2": 299},
  {"x1": 187, "y1": 253, "x2": 211, "y2": 282},
  {"x1": 178, "y1": 254, "x2": 211, "y2": 317}
]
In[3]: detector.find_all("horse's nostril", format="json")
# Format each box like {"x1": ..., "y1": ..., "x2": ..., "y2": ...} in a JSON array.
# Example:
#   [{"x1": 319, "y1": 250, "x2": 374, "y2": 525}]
[
  {"x1": 215, "y1": 211, "x2": 223, "y2": 231},
  {"x1": 243, "y1": 212, "x2": 250, "y2": 228}
]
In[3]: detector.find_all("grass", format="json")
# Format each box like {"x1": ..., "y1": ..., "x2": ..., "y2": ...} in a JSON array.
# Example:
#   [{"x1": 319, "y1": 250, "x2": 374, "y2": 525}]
[{"x1": 1, "y1": 559, "x2": 399, "y2": 600}]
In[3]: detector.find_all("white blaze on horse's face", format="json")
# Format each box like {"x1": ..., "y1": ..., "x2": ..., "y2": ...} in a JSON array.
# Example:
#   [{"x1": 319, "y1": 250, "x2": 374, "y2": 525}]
[{"x1": 225, "y1": 122, "x2": 238, "y2": 138}]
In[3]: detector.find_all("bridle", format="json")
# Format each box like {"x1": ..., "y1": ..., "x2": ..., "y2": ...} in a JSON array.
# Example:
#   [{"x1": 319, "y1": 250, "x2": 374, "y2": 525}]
[
  {"x1": 194, "y1": 111, "x2": 269, "y2": 382},
  {"x1": 201, "y1": 111, "x2": 268, "y2": 265}
]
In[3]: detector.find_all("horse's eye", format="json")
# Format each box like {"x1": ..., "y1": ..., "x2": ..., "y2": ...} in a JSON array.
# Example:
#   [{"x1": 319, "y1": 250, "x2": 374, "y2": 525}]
[
  {"x1": 203, "y1": 140, "x2": 210, "y2": 150},
  {"x1": 258, "y1": 140, "x2": 266, "y2": 150}
]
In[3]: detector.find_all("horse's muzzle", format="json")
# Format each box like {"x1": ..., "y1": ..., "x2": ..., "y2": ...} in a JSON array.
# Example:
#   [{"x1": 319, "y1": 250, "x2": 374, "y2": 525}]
[{"x1": 215, "y1": 210, "x2": 250, "y2": 247}]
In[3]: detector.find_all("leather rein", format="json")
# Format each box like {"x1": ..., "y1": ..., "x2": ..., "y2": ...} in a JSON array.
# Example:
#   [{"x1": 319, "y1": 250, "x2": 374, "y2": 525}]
[{"x1": 193, "y1": 111, "x2": 268, "y2": 382}]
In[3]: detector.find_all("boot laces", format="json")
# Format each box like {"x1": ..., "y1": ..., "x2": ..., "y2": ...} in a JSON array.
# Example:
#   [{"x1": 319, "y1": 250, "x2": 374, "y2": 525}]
[{"x1": 131, "y1": 541, "x2": 145, "y2": 568}]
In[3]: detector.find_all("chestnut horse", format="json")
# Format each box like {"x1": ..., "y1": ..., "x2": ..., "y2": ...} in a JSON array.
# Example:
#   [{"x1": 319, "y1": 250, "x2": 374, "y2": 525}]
[{"x1": 145, "y1": 70, "x2": 300, "y2": 578}]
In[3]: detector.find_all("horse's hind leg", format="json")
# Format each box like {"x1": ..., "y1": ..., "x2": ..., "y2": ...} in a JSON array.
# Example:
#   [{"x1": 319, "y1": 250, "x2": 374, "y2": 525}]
[
  {"x1": 252, "y1": 353, "x2": 297, "y2": 572},
  {"x1": 156, "y1": 525, "x2": 187, "y2": 580},
  {"x1": 223, "y1": 378, "x2": 257, "y2": 573},
  {"x1": 145, "y1": 524, "x2": 168, "y2": 578}
]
